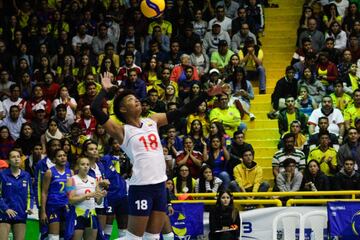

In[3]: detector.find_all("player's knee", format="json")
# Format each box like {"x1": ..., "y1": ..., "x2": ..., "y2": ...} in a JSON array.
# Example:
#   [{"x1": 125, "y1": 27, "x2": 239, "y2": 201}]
[
  {"x1": 162, "y1": 232, "x2": 174, "y2": 240},
  {"x1": 143, "y1": 232, "x2": 160, "y2": 240},
  {"x1": 48, "y1": 234, "x2": 60, "y2": 240},
  {"x1": 125, "y1": 230, "x2": 143, "y2": 240}
]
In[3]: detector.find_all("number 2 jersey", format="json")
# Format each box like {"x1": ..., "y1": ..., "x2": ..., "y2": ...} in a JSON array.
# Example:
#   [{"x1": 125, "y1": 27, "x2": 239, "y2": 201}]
[
  {"x1": 47, "y1": 166, "x2": 72, "y2": 207},
  {"x1": 120, "y1": 118, "x2": 166, "y2": 186}
]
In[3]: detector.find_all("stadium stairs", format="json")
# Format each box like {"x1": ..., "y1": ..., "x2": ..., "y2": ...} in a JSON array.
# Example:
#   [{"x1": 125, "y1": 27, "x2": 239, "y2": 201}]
[{"x1": 245, "y1": 0, "x2": 303, "y2": 185}]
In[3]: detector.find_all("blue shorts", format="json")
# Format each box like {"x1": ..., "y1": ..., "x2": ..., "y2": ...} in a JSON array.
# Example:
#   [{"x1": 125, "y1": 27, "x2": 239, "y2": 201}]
[
  {"x1": 109, "y1": 197, "x2": 128, "y2": 216},
  {"x1": 95, "y1": 207, "x2": 108, "y2": 216},
  {"x1": 74, "y1": 215, "x2": 98, "y2": 230},
  {"x1": 0, "y1": 216, "x2": 26, "y2": 224},
  {"x1": 47, "y1": 205, "x2": 67, "y2": 224},
  {"x1": 128, "y1": 182, "x2": 166, "y2": 216}
]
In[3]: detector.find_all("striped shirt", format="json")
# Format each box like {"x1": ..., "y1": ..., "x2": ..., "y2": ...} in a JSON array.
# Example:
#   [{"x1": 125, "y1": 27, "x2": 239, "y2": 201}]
[{"x1": 272, "y1": 149, "x2": 306, "y2": 173}]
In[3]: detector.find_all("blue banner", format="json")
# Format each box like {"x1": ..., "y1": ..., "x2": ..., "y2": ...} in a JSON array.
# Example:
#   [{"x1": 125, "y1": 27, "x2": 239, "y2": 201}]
[
  {"x1": 170, "y1": 203, "x2": 204, "y2": 240},
  {"x1": 328, "y1": 201, "x2": 360, "y2": 239}
]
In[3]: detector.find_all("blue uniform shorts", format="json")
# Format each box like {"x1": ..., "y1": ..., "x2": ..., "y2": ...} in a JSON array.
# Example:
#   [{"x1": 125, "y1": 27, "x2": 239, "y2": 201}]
[
  {"x1": 108, "y1": 196, "x2": 128, "y2": 216},
  {"x1": 128, "y1": 182, "x2": 166, "y2": 216},
  {"x1": 47, "y1": 205, "x2": 67, "y2": 224},
  {"x1": 0, "y1": 214, "x2": 26, "y2": 224}
]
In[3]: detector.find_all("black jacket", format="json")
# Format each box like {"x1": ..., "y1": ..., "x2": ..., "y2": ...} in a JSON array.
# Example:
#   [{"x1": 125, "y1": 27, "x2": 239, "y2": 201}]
[
  {"x1": 271, "y1": 77, "x2": 298, "y2": 110},
  {"x1": 209, "y1": 206, "x2": 240, "y2": 240}
]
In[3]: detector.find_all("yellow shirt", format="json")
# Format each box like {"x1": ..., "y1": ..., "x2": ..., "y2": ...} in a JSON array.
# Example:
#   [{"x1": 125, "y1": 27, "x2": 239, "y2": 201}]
[
  {"x1": 318, "y1": 68, "x2": 329, "y2": 86},
  {"x1": 308, "y1": 147, "x2": 337, "y2": 176},
  {"x1": 238, "y1": 49, "x2": 264, "y2": 71},
  {"x1": 98, "y1": 54, "x2": 120, "y2": 69},
  {"x1": 186, "y1": 114, "x2": 210, "y2": 137},
  {"x1": 330, "y1": 93, "x2": 352, "y2": 113},
  {"x1": 209, "y1": 106, "x2": 241, "y2": 137},
  {"x1": 148, "y1": 21, "x2": 173, "y2": 36},
  {"x1": 344, "y1": 104, "x2": 360, "y2": 127},
  {"x1": 286, "y1": 112, "x2": 296, "y2": 131}
]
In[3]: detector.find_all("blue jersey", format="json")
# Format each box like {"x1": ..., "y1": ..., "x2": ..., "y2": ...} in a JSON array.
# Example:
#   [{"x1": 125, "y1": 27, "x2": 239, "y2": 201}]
[
  {"x1": 100, "y1": 155, "x2": 127, "y2": 205},
  {"x1": 0, "y1": 169, "x2": 33, "y2": 221},
  {"x1": 47, "y1": 167, "x2": 71, "y2": 207},
  {"x1": 34, "y1": 157, "x2": 70, "y2": 207}
]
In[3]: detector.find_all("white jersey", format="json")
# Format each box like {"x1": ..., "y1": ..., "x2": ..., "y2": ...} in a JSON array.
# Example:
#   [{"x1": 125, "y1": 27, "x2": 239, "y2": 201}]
[
  {"x1": 121, "y1": 118, "x2": 167, "y2": 186},
  {"x1": 71, "y1": 175, "x2": 96, "y2": 213},
  {"x1": 91, "y1": 163, "x2": 104, "y2": 208}
]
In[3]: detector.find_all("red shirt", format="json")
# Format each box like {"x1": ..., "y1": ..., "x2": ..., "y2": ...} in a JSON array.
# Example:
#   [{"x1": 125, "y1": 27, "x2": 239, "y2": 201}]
[{"x1": 176, "y1": 150, "x2": 203, "y2": 178}]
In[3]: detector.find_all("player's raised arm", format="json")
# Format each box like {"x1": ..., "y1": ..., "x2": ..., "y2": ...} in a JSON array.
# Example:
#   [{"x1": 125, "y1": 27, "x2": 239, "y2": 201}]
[
  {"x1": 151, "y1": 84, "x2": 226, "y2": 127},
  {"x1": 90, "y1": 72, "x2": 124, "y2": 143}
]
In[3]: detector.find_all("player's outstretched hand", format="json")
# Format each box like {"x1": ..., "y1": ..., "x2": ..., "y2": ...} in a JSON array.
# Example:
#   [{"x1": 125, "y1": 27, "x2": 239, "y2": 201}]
[
  {"x1": 100, "y1": 72, "x2": 115, "y2": 91},
  {"x1": 207, "y1": 84, "x2": 226, "y2": 97}
]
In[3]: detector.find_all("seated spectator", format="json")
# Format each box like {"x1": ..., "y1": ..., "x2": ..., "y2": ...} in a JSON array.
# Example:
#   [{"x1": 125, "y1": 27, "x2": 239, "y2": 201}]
[
  {"x1": 343, "y1": 63, "x2": 359, "y2": 95},
  {"x1": 210, "y1": 40, "x2": 234, "y2": 73},
  {"x1": 176, "y1": 136, "x2": 203, "y2": 178},
  {"x1": 223, "y1": 54, "x2": 242, "y2": 80},
  {"x1": 98, "y1": 42, "x2": 121, "y2": 69},
  {"x1": 344, "y1": 89, "x2": 360, "y2": 130},
  {"x1": 239, "y1": 37, "x2": 266, "y2": 94},
  {"x1": 337, "y1": 128, "x2": 360, "y2": 169},
  {"x1": 2, "y1": 84, "x2": 27, "y2": 117},
  {"x1": 165, "y1": 39, "x2": 184, "y2": 68},
  {"x1": 308, "y1": 131, "x2": 338, "y2": 179},
  {"x1": 0, "y1": 105, "x2": 26, "y2": 140},
  {"x1": 269, "y1": 66, "x2": 298, "y2": 119},
  {"x1": 91, "y1": 23, "x2": 117, "y2": 56},
  {"x1": 187, "y1": 119, "x2": 208, "y2": 153},
  {"x1": 228, "y1": 130, "x2": 254, "y2": 175},
  {"x1": 203, "y1": 23, "x2": 231, "y2": 55},
  {"x1": 77, "y1": 105, "x2": 97, "y2": 138},
  {"x1": 278, "y1": 95, "x2": 307, "y2": 136},
  {"x1": 308, "y1": 95, "x2": 345, "y2": 141},
  {"x1": 279, "y1": 120, "x2": 307, "y2": 151},
  {"x1": 73, "y1": 54, "x2": 97, "y2": 82},
  {"x1": 343, "y1": 3, "x2": 359, "y2": 35},
  {"x1": 40, "y1": 119, "x2": 63, "y2": 151},
  {"x1": 118, "y1": 25, "x2": 142, "y2": 53},
  {"x1": 272, "y1": 133, "x2": 306, "y2": 179},
  {"x1": 30, "y1": 105, "x2": 48, "y2": 140},
  {"x1": 15, "y1": 122, "x2": 39, "y2": 156},
  {"x1": 232, "y1": 7, "x2": 257, "y2": 36},
  {"x1": 173, "y1": 164, "x2": 196, "y2": 194},
  {"x1": 298, "y1": 67, "x2": 325, "y2": 104},
  {"x1": 141, "y1": 40, "x2": 168, "y2": 68},
  {"x1": 186, "y1": 101, "x2": 210, "y2": 137},
  {"x1": 91, "y1": 124, "x2": 110, "y2": 157},
  {"x1": 323, "y1": 3, "x2": 342, "y2": 30},
  {"x1": 325, "y1": 22, "x2": 347, "y2": 51},
  {"x1": 0, "y1": 69, "x2": 15, "y2": 100},
  {"x1": 209, "y1": 121, "x2": 232, "y2": 148},
  {"x1": 142, "y1": 56, "x2": 162, "y2": 92},
  {"x1": 170, "y1": 54, "x2": 200, "y2": 83},
  {"x1": 245, "y1": 0, "x2": 265, "y2": 34},
  {"x1": 348, "y1": 33, "x2": 360, "y2": 61},
  {"x1": 230, "y1": 148, "x2": 269, "y2": 193},
  {"x1": 71, "y1": 23, "x2": 93, "y2": 53},
  {"x1": 293, "y1": 52, "x2": 317, "y2": 81},
  {"x1": 77, "y1": 73, "x2": 102, "y2": 97},
  {"x1": 295, "y1": 85, "x2": 318, "y2": 117},
  {"x1": 276, "y1": 158, "x2": 303, "y2": 192},
  {"x1": 301, "y1": 160, "x2": 330, "y2": 192},
  {"x1": 298, "y1": 17, "x2": 324, "y2": 52},
  {"x1": 41, "y1": 72, "x2": 60, "y2": 102},
  {"x1": 291, "y1": 37, "x2": 315, "y2": 65},
  {"x1": 205, "y1": 135, "x2": 231, "y2": 188},
  {"x1": 210, "y1": 94, "x2": 245, "y2": 137},
  {"x1": 195, "y1": 165, "x2": 223, "y2": 193},
  {"x1": 308, "y1": 117, "x2": 340, "y2": 150},
  {"x1": 52, "y1": 86, "x2": 77, "y2": 121},
  {"x1": 161, "y1": 125, "x2": 183, "y2": 157},
  {"x1": 321, "y1": 37, "x2": 341, "y2": 65},
  {"x1": 0, "y1": 126, "x2": 15, "y2": 160},
  {"x1": 147, "y1": 88, "x2": 166, "y2": 113},
  {"x1": 192, "y1": 9, "x2": 208, "y2": 39},
  {"x1": 231, "y1": 23, "x2": 257, "y2": 54},
  {"x1": 333, "y1": 158, "x2": 360, "y2": 191},
  {"x1": 120, "y1": 69, "x2": 147, "y2": 100},
  {"x1": 144, "y1": 25, "x2": 170, "y2": 53},
  {"x1": 209, "y1": 190, "x2": 240, "y2": 240},
  {"x1": 190, "y1": 41, "x2": 210, "y2": 79},
  {"x1": 178, "y1": 67, "x2": 198, "y2": 100},
  {"x1": 330, "y1": 81, "x2": 352, "y2": 113},
  {"x1": 52, "y1": 104, "x2": 74, "y2": 135},
  {"x1": 337, "y1": 49, "x2": 353, "y2": 80},
  {"x1": 97, "y1": 56, "x2": 118, "y2": 78},
  {"x1": 147, "y1": 15, "x2": 172, "y2": 37},
  {"x1": 316, "y1": 52, "x2": 338, "y2": 92}
]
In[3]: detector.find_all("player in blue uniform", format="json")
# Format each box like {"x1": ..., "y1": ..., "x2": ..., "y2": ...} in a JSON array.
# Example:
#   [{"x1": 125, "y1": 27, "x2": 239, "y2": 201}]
[
  {"x1": 0, "y1": 149, "x2": 33, "y2": 240},
  {"x1": 41, "y1": 149, "x2": 72, "y2": 240},
  {"x1": 34, "y1": 139, "x2": 62, "y2": 240},
  {"x1": 91, "y1": 72, "x2": 224, "y2": 239},
  {"x1": 101, "y1": 138, "x2": 129, "y2": 240},
  {"x1": 82, "y1": 140, "x2": 110, "y2": 239}
]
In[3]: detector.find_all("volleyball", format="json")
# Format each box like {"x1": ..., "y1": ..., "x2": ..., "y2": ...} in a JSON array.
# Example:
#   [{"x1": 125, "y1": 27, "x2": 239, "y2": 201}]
[{"x1": 140, "y1": 0, "x2": 165, "y2": 18}]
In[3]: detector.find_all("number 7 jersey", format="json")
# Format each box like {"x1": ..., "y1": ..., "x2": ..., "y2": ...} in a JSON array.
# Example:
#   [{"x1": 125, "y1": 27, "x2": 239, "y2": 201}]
[{"x1": 121, "y1": 118, "x2": 167, "y2": 186}]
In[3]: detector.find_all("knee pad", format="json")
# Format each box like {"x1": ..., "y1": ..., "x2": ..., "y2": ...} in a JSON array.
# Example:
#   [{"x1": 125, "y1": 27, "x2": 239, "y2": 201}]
[
  {"x1": 104, "y1": 224, "x2": 113, "y2": 235},
  {"x1": 125, "y1": 230, "x2": 143, "y2": 240},
  {"x1": 118, "y1": 229, "x2": 126, "y2": 238},
  {"x1": 143, "y1": 232, "x2": 160, "y2": 240},
  {"x1": 162, "y1": 232, "x2": 174, "y2": 240},
  {"x1": 48, "y1": 234, "x2": 60, "y2": 240}
]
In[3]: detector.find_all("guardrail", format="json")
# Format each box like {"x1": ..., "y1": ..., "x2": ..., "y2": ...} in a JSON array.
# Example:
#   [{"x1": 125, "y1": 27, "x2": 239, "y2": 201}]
[
  {"x1": 172, "y1": 199, "x2": 283, "y2": 207},
  {"x1": 286, "y1": 198, "x2": 360, "y2": 206}
]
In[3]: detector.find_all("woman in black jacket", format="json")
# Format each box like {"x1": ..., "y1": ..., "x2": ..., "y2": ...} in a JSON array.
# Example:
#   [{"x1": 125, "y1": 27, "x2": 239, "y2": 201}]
[
  {"x1": 301, "y1": 159, "x2": 330, "y2": 192},
  {"x1": 209, "y1": 190, "x2": 240, "y2": 240}
]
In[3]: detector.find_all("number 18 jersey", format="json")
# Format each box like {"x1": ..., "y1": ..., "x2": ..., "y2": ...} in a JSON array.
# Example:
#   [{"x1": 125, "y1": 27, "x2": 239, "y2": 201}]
[{"x1": 121, "y1": 118, "x2": 166, "y2": 186}]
